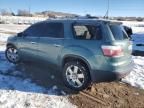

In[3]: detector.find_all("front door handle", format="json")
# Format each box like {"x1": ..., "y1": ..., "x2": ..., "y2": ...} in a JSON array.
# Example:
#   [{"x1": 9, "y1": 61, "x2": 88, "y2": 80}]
[
  {"x1": 30, "y1": 42, "x2": 36, "y2": 44},
  {"x1": 54, "y1": 44, "x2": 61, "y2": 47}
]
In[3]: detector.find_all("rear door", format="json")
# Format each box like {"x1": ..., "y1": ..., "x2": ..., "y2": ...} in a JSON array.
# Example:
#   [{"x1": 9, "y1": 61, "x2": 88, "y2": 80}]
[{"x1": 38, "y1": 22, "x2": 64, "y2": 65}]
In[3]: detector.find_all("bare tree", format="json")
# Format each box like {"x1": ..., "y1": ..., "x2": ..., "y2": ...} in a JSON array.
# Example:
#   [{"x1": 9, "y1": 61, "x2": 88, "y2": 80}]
[
  {"x1": 17, "y1": 9, "x2": 31, "y2": 16},
  {"x1": 0, "y1": 9, "x2": 13, "y2": 16}
]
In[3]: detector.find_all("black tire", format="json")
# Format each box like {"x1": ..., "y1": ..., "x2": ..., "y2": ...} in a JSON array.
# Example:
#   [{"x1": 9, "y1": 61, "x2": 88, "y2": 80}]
[
  {"x1": 63, "y1": 61, "x2": 91, "y2": 91},
  {"x1": 5, "y1": 45, "x2": 20, "y2": 64}
]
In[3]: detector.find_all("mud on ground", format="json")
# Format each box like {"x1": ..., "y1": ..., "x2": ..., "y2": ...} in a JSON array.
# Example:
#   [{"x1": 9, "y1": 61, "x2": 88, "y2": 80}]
[
  {"x1": 69, "y1": 82, "x2": 144, "y2": 108},
  {"x1": 69, "y1": 51, "x2": 144, "y2": 108}
]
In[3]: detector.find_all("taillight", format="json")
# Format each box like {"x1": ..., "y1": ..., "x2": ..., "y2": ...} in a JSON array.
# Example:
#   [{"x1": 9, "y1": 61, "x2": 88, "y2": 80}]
[{"x1": 101, "y1": 45, "x2": 124, "y2": 57}]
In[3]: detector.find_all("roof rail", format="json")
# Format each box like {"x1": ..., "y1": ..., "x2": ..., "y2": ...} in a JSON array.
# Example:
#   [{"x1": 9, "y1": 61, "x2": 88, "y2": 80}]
[{"x1": 46, "y1": 16, "x2": 99, "y2": 20}]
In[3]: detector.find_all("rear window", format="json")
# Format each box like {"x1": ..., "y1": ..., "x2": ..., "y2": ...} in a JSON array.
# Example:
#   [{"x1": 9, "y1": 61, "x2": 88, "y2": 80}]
[{"x1": 109, "y1": 24, "x2": 128, "y2": 40}]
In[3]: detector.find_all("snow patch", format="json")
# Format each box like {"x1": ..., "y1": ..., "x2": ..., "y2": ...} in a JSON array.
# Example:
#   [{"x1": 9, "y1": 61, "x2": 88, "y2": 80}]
[
  {"x1": 0, "y1": 90, "x2": 75, "y2": 108},
  {"x1": 0, "y1": 44, "x2": 75, "y2": 108},
  {"x1": 122, "y1": 56, "x2": 144, "y2": 89},
  {"x1": 0, "y1": 33, "x2": 11, "y2": 42}
]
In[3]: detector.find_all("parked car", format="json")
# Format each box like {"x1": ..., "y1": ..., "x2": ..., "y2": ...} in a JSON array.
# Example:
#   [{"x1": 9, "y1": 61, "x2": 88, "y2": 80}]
[
  {"x1": 123, "y1": 25, "x2": 133, "y2": 38},
  {"x1": 5, "y1": 19, "x2": 133, "y2": 91}
]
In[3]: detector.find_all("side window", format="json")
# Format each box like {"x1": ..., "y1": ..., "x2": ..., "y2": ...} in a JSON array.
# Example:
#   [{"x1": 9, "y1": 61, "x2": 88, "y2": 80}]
[
  {"x1": 24, "y1": 23, "x2": 45, "y2": 37},
  {"x1": 24, "y1": 22, "x2": 64, "y2": 38},
  {"x1": 74, "y1": 25, "x2": 91, "y2": 39},
  {"x1": 73, "y1": 24, "x2": 102, "y2": 40},
  {"x1": 44, "y1": 22, "x2": 64, "y2": 38}
]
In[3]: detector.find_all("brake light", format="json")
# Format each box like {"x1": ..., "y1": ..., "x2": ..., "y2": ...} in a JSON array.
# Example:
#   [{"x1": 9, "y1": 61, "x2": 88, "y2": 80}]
[{"x1": 101, "y1": 45, "x2": 124, "y2": 57}]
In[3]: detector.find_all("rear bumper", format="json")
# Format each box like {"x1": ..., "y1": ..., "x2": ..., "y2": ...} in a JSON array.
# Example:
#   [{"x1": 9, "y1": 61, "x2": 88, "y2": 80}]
[{"x1": 91, "y1": 61, "x2": 134, "y2": 82}]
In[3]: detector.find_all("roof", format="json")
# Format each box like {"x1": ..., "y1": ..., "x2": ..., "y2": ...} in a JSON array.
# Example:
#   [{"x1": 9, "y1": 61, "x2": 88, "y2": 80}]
[{"x1": 38, "y1": 18, "x2": 122, "y2": 25}]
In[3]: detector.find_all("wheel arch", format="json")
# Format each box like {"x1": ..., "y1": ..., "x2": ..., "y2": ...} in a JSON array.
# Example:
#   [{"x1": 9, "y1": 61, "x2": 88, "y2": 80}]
[{"x1": 6, "y1": 43, "x2": 16, "y2": 48}]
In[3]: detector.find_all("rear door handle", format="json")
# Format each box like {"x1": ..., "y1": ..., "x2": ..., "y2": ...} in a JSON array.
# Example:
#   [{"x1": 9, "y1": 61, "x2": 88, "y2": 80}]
[{"x1": 54, "y1": 44, "x2": 61, "y2": 47}]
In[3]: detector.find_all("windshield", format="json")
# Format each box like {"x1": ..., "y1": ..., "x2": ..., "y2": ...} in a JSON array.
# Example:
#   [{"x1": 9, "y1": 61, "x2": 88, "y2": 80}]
[{"x1": 109, "y1": 24, "x2": 128, "y2": 40}]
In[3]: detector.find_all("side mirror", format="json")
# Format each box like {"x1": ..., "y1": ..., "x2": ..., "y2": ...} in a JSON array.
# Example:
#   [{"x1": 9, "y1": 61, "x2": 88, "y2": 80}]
[{"x1": 17, "y1": 32, "x2": 23, "y2": 37}]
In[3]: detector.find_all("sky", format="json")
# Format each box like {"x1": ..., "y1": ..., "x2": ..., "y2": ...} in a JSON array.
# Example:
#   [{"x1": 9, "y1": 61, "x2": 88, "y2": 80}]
[{"x1": 0, "y1": 0, "x2": 144, "y2": 17}]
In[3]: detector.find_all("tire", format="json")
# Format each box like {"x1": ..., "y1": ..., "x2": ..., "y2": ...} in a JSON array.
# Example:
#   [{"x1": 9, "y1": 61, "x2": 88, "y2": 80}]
[
  {"x1": 5, "y1": 45, "x2": 20, "y2": 64},
  {"x1": 63, "y1": 61, "x2": 91, "y2": 91}
]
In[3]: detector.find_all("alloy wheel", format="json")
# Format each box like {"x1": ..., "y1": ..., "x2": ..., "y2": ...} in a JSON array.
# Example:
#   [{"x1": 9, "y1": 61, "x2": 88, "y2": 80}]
[
  {"x1": 66, "y1": 65, "x2": 85, "y2": 88},
  {"x1": 6, "y1": 47, "x2": 19, "y2": 63}
]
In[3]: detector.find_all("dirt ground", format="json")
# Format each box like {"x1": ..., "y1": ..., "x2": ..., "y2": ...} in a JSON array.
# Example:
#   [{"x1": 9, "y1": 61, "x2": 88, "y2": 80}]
[
  {"x1": 69, "y1": 81, "x2": 144, "y2": 108},
  {"x1": 69, "y1": 52, "x2": 144, "y2": 108}
]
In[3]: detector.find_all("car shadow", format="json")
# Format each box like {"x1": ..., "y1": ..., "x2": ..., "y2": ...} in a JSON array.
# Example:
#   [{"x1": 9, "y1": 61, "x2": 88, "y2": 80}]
[
  {"x1": 18, "y1": 61, "x2": 78, "y2": 95},
  {"x1": 0, "y1": 50, "x2": 78, "y2": 96},
  {"x1": 0, "y1": 48, "x2": 134, "y2": 96}
]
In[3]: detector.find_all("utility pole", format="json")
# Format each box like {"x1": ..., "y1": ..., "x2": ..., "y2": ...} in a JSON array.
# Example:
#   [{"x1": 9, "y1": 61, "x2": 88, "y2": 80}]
[
  {"x1": 104, "y1": 0, "x2": 110, "y2": 19},
  {"x1": 28, "y1": 0, "x2": 31, "y2": 17},
  {"x1": 107, "y1": 0, "x2": 110, "y2": 19}
]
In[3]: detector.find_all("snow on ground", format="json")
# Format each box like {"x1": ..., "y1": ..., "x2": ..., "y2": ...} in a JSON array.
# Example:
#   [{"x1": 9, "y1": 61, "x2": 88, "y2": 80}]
[
  {"x1": 122, "y1": 56, "x2": 144, "y2": 89},
  {"x1": 122, "y1": 21, "x2": 144, "y2": 28},
  {"x1": 0, "y1": 45, "x2": 75, "y2": 108},
  {"x1": 0, "y1": 16, "x2": 46, "y2": 25},
  {"x1": 0, "y1": 33, "x2": 13, "y2": 42},
  {"x1": 0, "y1": 90, "x2": 74, "y2": 108},
  {"x1": 131, "y1": 27, "x2": 144, "y2": 34},
  {"x1": 0, "y1": 24, "x2": 29, "y2": 34}
]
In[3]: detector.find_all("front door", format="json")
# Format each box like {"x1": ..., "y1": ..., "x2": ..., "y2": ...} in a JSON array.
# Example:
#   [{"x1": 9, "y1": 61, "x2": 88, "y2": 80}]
[
  {"x1": 17, "y1": 22, "x2": 45, "y2": 60},
  {"x1": 18, "y1": 36, "x2": 39, "y2": 60},
  {"x1": 38, "y1": 22, "x2": 64, "y2": 66}
]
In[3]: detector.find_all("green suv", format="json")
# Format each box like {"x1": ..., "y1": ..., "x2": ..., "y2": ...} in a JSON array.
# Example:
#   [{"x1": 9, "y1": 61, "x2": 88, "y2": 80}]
[{"x1": 5, "y1": 19, "x2": 133, "y2": 91}]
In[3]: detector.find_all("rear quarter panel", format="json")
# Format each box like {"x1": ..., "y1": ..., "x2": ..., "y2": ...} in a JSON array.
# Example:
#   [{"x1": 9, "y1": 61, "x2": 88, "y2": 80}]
[
  {"x1": 60, "y1": 39, "x2": 107, "y2": 71},
  {"x1": 104, "y1": 40, "x2": 133, "y2": 72}
]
